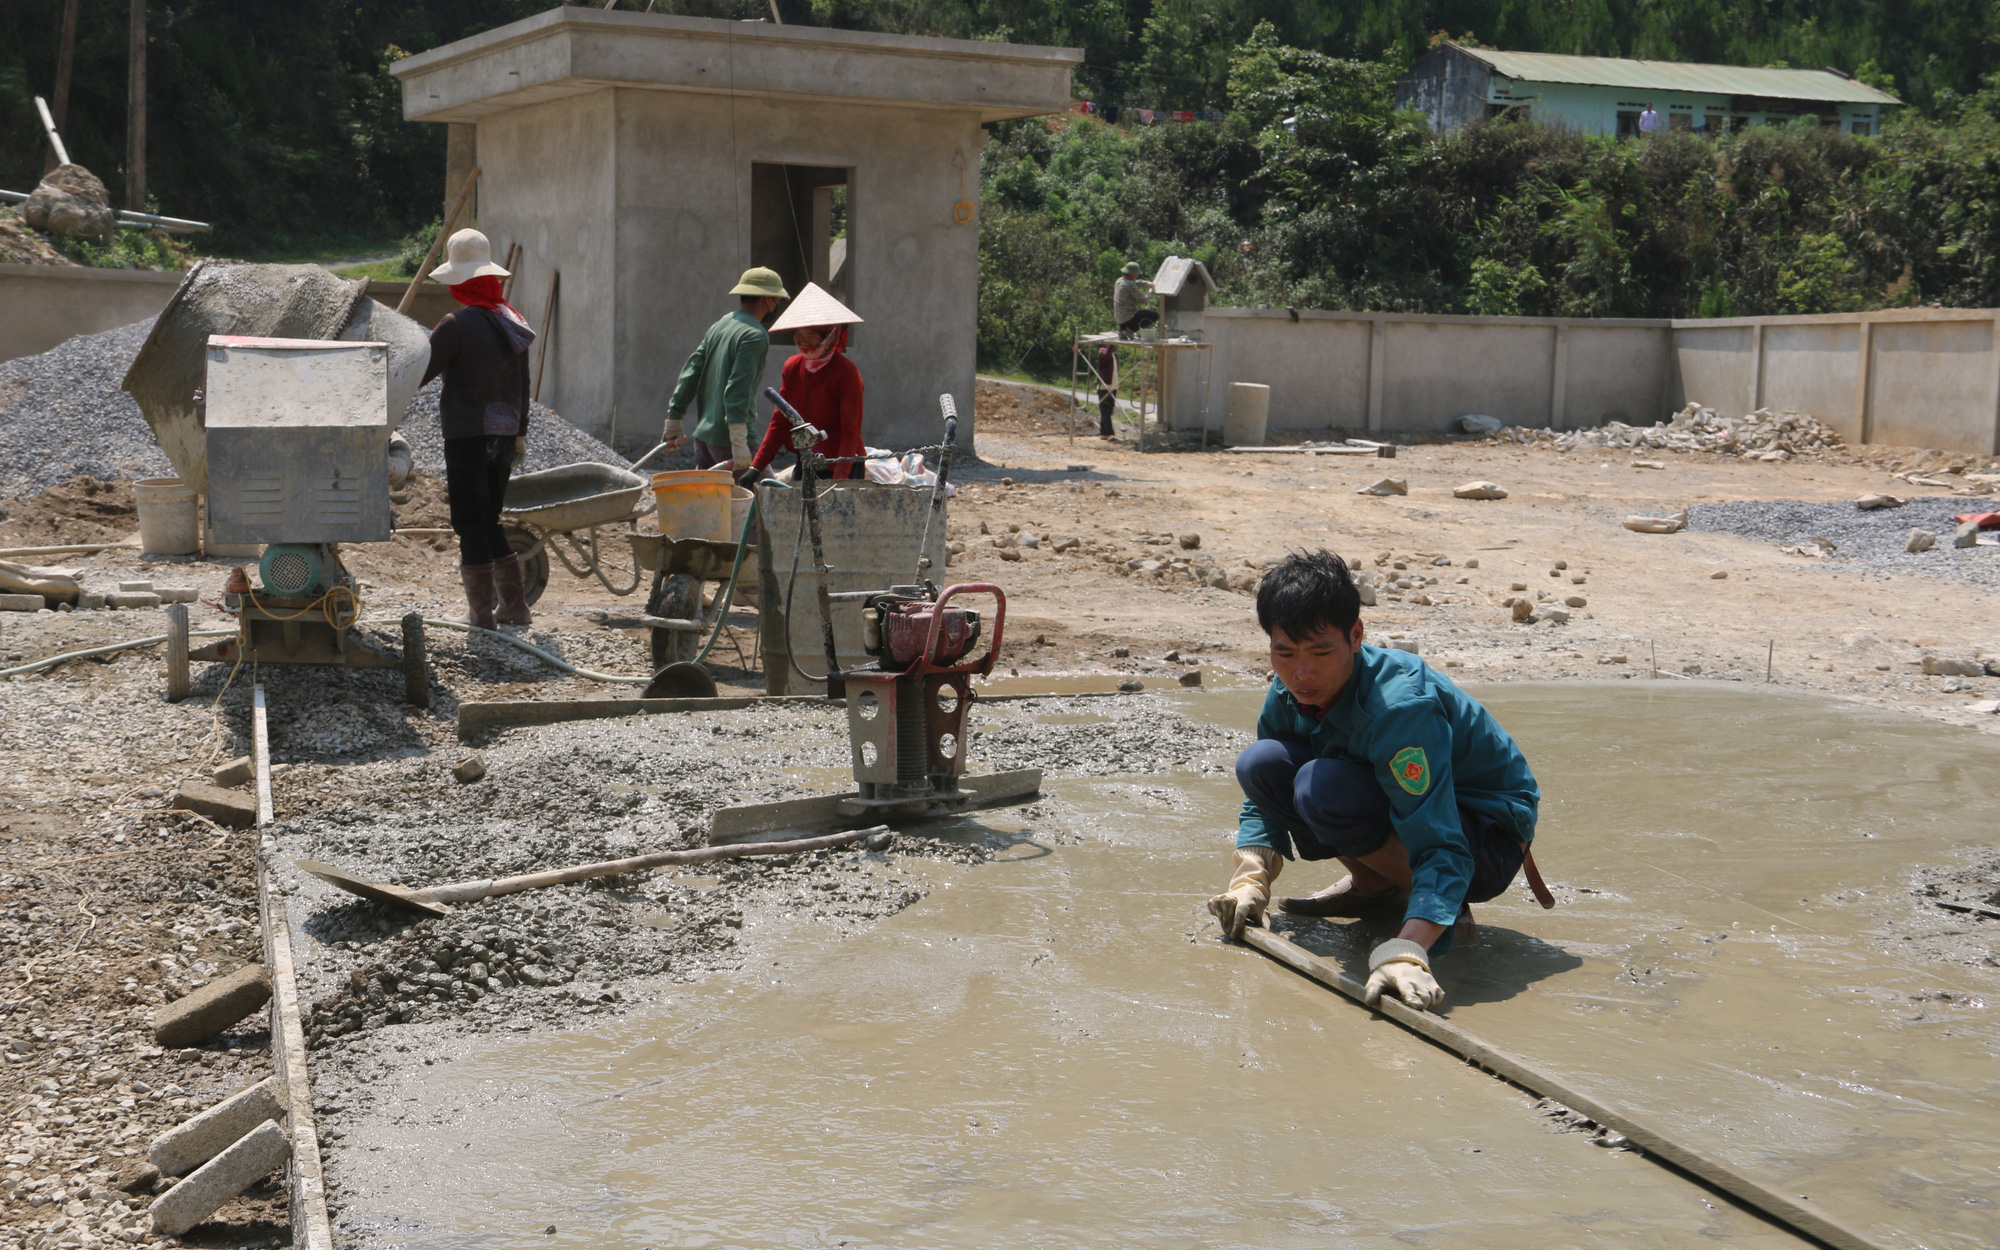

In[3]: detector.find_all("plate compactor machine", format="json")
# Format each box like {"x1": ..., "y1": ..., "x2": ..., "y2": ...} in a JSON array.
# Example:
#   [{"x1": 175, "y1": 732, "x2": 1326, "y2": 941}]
[{"x1": 708, "y1": 392, "x2": 1041, "y2": 844}]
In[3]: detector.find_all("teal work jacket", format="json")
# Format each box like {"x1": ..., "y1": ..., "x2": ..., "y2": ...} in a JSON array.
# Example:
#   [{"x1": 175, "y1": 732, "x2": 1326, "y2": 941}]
[{"x1": 1236, "y1": 645, "x2": 1540, "y2": 928}]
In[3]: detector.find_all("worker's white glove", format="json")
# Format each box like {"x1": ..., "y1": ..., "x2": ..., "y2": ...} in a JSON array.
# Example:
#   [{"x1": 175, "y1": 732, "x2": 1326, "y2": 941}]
[
  {"x1": 1365, "y1": 938, "x2": 1444, "y2": 1011},
  {"x1": 663, "y1": 417, "x2": 684, "y2": 443},
  {"x1": 1207, "y1": 846, "x2": 1281, "y2": 941},
  {"x1": 728, "y1": 423, "x2": 752, "y2": 467}
]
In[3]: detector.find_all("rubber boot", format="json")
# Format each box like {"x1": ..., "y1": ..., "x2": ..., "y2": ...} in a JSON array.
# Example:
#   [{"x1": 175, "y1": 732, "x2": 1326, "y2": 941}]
[
  {"x1": 458, "y1": 563, "x2": 497, "y2": 631},
  {"x1": 492, "y1": 551, "x2": 533, "y2": 626}
]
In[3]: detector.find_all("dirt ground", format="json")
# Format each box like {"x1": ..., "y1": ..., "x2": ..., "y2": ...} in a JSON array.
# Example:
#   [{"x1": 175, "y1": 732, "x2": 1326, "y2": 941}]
[{"x1": 3, "y1": 379, "x2": 1998, "y2": 1246}]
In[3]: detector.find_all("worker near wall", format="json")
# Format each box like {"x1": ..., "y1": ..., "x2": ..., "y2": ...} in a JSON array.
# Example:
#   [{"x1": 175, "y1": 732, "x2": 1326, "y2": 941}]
[
  {"x1": 1092, "y1": 342, "x2": 1120, "y2": 438},
  {"x1": 1113, "y1": 261, "x2": 1157, "y2": 338},
  {"x1": 1208, "y1": 551, "x2": 1545, "y2": 1011},
  {"x1": 420, "y1": 228, "x2": 537, "y2": 630},
  {"x1": 663, "y1": 267, "x2": 790, "y2": 471},
  {"x1": 746, "y1": 282, "x2": 865, "y2": 483}
]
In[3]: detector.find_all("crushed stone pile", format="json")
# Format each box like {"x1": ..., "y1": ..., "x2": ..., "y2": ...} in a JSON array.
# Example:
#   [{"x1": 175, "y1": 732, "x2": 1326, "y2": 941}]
[
  {"x1": 1498, "y1": 404, "x2": 1846, "y2": 458},
  {"x1": 396, "y1": 378, "x2": 629, "y2": 476},
  {"x1": 0, "y1": 321, "x2": 625, "y2": 496},
  {"x1": 0, "y1": 319, "x2": 170, "y2": 493},
  {"x1": 1689, "y1": 496, "x2": 2000, "y2": 591}
]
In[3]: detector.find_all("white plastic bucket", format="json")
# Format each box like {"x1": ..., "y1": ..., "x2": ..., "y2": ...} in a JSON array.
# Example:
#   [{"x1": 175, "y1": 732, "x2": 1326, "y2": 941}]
[
  {"x1": 1224, "y1": 382, "x2": 1271, "y2": 447},
  {"x1": 729, "y1": 486, "x2": 754, "y2": 544},
  {"x1": 650, "y1": 470, "x2": 733, "y2": 542},
  {"x1": 133, "y1": 478, "x2": 199, "y2": 556}
]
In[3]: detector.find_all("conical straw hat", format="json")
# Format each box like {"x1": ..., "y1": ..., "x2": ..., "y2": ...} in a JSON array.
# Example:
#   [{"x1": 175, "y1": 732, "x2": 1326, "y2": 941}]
[{"x1": 770, "y1": 282, "x2": 863, "y2": 332}]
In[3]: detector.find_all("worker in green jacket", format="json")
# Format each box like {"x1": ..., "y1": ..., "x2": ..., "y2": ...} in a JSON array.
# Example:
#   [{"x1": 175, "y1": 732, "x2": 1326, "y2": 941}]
[
  {"x1": 663, "y1": 267, "x2": 790, "y2": 469},
  {"x1": 1209, "y1": 550, "x2": 1548, "y2": 1012}
]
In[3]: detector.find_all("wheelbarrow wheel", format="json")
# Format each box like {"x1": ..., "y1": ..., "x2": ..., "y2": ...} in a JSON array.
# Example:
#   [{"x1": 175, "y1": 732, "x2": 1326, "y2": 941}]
[
  {"x1": 503, "y1": 525, "x2": 550, "y2": 606},
  {"x1": 649, "y1": 573, "x2": 703, "y2": 669}
]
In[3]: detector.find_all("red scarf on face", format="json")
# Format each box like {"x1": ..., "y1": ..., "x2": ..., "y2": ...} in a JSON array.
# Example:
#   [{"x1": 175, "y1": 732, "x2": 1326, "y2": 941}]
[
  {"x1": 798, "y1": 323, "x2": 849, "y2": 374},
  {"x1": 449, "y1": 276, "x2": 530, "y2": 329}
]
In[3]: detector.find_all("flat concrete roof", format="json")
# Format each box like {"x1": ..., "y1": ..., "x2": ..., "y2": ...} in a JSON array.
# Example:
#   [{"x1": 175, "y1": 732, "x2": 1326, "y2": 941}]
[{"x1": 392, "y1": 7, "x2": 1082, "y2": 124}]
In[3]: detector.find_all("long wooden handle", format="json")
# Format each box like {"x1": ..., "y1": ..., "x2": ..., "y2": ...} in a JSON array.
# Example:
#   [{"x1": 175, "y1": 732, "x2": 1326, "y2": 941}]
[
  {"x1": 1239, "y1": 926, "x2": 1892, "y2": 1250},
  {"x1": 412, "y1": 825, "x2": 888, "y2": 904},
  {"x1": 397, "y1": 167, "x2": 481, "y2": 315},
  {"x1": 532, "y1": 270, "x2": 559, "y2": 402}
]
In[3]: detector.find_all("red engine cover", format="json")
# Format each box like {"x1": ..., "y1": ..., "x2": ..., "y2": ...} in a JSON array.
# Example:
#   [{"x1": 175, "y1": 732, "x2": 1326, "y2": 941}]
[{"x1": 884, "y1": 602, "x2": 974, "y2": 667}]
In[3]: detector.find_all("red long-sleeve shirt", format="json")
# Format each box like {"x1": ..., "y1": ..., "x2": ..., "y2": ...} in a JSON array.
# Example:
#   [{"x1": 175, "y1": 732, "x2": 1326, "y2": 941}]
[{"x1": 751, "y1": 352, "x2": 864, "y2": 479}]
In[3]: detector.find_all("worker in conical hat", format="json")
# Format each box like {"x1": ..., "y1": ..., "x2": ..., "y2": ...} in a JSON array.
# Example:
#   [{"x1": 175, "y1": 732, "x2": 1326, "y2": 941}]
[
  {"x1": 664, "y1": 266, "x2": 789, "y2": 471},
  {"x1": 745, "y1": 282, "x2": 866, "y2": 484}
]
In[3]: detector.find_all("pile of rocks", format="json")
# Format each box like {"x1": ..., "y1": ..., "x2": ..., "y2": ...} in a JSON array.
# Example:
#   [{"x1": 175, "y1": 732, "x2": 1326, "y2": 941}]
[
  {"x1": 1500, "y1": 404, "x2": 1845, "y2": 459},
  {"x1": 20, "y1": 164, "x2": 116, "y2": 242}
]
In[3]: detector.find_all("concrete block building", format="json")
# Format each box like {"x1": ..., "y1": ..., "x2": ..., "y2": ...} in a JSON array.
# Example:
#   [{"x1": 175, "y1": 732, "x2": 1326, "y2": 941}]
[
  {"x1": 391, "y1": 7, "x2": 1079, "y2": 452},
  {"x1": 1398, "y1": 45, "x2": 1900, "y2": 138}
]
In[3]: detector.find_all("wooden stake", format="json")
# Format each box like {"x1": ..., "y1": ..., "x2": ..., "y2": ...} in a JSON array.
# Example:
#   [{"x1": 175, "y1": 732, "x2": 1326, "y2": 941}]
[
  {"x1": 499, "y1": 241, "x2": 521, "y2": 302},
  {"x1": 126, "y1": 0, "x2": 145, "y2": 210},
  {"x1": 1240, "y1": 926, "x2": 1893, "y2": 1250},
  {"x1": 396, "y1": 167, "x2": 481, "y2": 315},
  {"x1": 532, "y1": 270, "x2": 560, "y2": 402}
]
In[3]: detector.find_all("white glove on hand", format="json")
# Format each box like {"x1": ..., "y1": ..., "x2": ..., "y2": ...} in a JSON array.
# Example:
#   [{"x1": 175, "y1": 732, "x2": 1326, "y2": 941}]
[
  {"x1": 663, "y1": 417, "x2": 684, "y2": 443},
  {"x1": 1365, "y1": 938, "x2": 1444, "y2": 1011},
  {"x1": 728, "y1": 423, "x2": 752, "y2": 467},
  {"x1": 1207, "y1": 846, "x2": 1281, "y2": 940}
]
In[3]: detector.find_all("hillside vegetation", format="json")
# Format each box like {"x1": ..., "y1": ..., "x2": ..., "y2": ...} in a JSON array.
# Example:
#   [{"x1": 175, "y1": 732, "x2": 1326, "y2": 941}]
[{"x1": 3, "y1": 2, "x2": 1998, "y2": 360}]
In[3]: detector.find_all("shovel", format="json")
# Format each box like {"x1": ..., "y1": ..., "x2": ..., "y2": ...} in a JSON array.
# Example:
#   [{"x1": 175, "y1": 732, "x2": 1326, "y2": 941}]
[{"x1": 298, "y1": 825, "x2": 891, "y2": 917}]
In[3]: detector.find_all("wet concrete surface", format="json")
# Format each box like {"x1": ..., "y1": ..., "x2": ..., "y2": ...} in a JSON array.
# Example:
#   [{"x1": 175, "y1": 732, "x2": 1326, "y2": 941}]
[{"x1": 311, "y1": 685, "x2": 1997, "y2": 1248}]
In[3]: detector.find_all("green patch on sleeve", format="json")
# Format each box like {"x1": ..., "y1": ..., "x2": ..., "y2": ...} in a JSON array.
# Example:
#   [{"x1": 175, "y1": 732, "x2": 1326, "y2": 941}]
[{"x1": 1390, "y1": 746, "x2": 1430, "y2": 796}]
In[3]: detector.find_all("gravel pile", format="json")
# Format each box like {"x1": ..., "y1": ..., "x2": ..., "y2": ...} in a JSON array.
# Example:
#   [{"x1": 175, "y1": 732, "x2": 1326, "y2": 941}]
[
  {"x1": 0, "y1": 319, "x2": 171, "y2": 493},
  {"x1": 0, "y1": 321, "x2": 625, "y2": 497},
  {"x1": 1689, "y1": 496, "x2": 2000, "y2": 588},
  {"x1": 396, "y1": 378, "x2": 628, "y2": 476}
]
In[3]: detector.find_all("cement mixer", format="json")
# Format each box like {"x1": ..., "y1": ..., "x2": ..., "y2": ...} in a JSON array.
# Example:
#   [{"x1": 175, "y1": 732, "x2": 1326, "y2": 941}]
[{"x1": 121, "y1": 261, "x2": 430, "y2": 503}]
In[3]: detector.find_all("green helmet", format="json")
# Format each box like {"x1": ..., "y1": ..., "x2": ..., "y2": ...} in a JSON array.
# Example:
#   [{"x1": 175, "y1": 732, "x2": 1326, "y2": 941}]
[
  {"x1": 1121, "y1": 262, "x2": 1142, "y2": 276},
  {"x1": 729, "y1": 267, "x2": 790, "y2": 299}
]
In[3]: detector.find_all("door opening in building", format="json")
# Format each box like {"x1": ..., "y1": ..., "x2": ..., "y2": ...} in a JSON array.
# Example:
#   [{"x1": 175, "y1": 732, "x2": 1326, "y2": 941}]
[{"x1": 751, "y1": 163, "x2": 851, "y2": 346}]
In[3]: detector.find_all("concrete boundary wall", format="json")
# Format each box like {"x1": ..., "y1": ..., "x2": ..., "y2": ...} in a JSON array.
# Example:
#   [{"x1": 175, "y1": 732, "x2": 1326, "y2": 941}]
[
  {"x1": 0, "y1": 263, "x2": 456, "y2": 368},
  {"x1": 1188, "y1": 304, "x2": 2000, "y2": 453}
]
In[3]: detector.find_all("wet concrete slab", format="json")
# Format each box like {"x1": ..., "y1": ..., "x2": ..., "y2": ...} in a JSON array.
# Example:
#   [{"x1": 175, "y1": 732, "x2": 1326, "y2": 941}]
[{"x1": 326, "y1": 684, "x2": 1997, "y2": 1248}]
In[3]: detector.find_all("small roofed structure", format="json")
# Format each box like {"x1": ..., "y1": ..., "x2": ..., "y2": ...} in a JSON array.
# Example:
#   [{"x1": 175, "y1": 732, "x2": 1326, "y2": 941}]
[
  {"x1": 1151, "y1": 256, "x2": 1217, "y2": 337},
  {"x1": 391, "y1": 8, "x2": 1080, "y2": 451},
  {"x1": 1398, "y1": 44, "x2": 1901, "y2": 137}
]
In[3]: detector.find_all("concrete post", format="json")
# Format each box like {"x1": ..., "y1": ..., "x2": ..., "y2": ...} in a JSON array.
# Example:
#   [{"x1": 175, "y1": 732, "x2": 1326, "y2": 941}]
[
  {"x1": 446, "y1": 124, "x2": 478, "y2": 226},
  {"x1": 1366, "y1": 317, "x2": 1386, "y2": 433},
  {"x1": 1549, "y1": 321, "x2": 1570, "y2": 430},
  {"x1": 1989, "y1": 317, "x2": 2000, "y2": 455},
  {"x1": 1749, "y1": 322, "x2": 1764, "y2": 413},
  {"x1": 149, "y1": 1077, "x2": 287, "y2": 1177},
  {"x1": 149, "y1": 1119, "x2": 291, "y2": 1236},
  {"x1": 1855, "y1": 319, "x2": 1874, "y2": 445}
]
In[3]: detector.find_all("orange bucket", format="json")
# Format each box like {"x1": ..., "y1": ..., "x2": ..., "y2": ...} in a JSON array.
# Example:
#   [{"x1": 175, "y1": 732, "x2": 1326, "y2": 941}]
[{"x1": 651, "y1": 470, "x2": 734, "y2": 542}]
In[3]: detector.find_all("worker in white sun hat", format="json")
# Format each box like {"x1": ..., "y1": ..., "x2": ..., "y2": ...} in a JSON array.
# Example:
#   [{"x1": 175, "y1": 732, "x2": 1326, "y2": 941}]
[
  {"x1": 663, "y1": 267, "x2": 789, "y2": 471},
  {"x1": 419, "y1": 227, "x2": 537, "y2": 629},
  {"x1": 744, "y1": 282, "x2": 866, "y2": 485}
]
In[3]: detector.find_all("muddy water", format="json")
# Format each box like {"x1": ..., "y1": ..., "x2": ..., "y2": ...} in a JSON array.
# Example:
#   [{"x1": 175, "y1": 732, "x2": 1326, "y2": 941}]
[{"x1": 332, "y1": 686, "x2": 1997, "y2": 1249}]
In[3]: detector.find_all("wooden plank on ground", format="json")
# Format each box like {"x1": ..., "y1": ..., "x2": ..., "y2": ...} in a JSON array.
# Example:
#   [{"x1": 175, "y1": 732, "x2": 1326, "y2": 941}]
[{"x1": 258, "y1": 864, "x2": 333, "y2": 1250}]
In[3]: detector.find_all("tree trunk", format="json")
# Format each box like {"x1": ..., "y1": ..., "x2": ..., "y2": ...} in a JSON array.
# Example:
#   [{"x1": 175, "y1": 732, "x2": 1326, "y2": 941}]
[
  {"x1": 47, "y1": 0, "x2": 79, "y2": 173},
  {"x1": 126, "y1": 0, "x2": 146, "y2": 210}
]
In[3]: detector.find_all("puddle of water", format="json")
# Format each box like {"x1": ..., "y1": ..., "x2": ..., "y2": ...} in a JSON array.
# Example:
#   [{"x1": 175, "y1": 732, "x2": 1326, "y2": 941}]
[{"x1": 329, "y1": 685, "x2": 1997, "y2": 1249}]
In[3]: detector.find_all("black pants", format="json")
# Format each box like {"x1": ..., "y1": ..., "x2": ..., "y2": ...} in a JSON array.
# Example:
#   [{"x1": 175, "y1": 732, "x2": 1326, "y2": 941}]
[
  {"x1": 1118, "y1": 310, "x2": 1159, "y2": 335},
  {"x1": 444, "y1": 435, "x2": 513, "y2": 565}
]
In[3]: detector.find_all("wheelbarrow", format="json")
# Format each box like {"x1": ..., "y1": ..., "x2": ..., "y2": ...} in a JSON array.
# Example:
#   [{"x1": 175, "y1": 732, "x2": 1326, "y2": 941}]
[
  {"x1": 498, "y1": 462, "x2": 653, "y2": 604},
  {"x1": 496, "y1": 461, "x2": 761, "y2": 687}
]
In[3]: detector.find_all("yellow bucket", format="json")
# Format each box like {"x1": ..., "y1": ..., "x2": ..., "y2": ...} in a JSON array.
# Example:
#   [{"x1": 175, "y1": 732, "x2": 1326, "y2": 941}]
[{"x1": 651, "y1": 470, "x2": 734, "y2": 541}]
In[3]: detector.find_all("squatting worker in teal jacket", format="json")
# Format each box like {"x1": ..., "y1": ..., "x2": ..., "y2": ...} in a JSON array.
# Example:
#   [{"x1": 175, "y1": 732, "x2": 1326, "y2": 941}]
[
  {"x1": 662, "y1": 267, "x2": 790, "y2": 470},
  {"x1": 1208, "y1": 550, "x2": 1546, "y2": 1012}
]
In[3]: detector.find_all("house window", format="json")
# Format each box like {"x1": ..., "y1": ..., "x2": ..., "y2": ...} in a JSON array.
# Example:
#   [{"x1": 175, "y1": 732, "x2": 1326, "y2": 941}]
[{"x1": 1849, "y1": 119, "x2": 1872, "y2": 136}]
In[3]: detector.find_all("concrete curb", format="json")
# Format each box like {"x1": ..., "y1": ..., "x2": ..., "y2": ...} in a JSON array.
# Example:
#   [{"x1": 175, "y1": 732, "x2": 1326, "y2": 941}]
[{"x1": 259, "y1": 859, "x2": 335, "y2": 1250}]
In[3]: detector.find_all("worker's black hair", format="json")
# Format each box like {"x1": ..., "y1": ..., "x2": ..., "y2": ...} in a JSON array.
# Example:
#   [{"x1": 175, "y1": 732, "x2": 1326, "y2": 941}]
[{"x1": 1255, "y1": 550, "x2": 1361, "y2": 641}]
